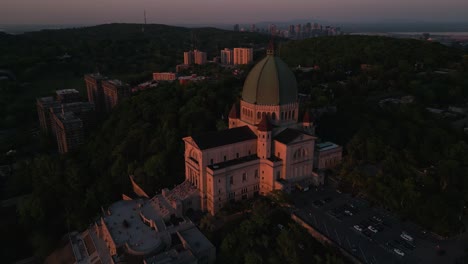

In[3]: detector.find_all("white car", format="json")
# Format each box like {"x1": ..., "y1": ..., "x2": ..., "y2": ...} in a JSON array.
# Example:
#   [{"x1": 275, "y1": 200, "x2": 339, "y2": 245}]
[
  {"x1": 354, "y1": 225, "x2": 363, "y2": 232},
  {"x1": 368, "y1": 225, "x2": 378, "y2": 233},
  {"x1": 400, "y1": 232, "x2": 414, "y2": 242},
  {"x1": 372, "y1": 216, "x2": 383, "y2": 222},
  {"x1": 344, "y1": 210, "x2": 353, "y2": 216},
  {"x1": 394, "y1": 248, "x2": 405, "y2": 256}
]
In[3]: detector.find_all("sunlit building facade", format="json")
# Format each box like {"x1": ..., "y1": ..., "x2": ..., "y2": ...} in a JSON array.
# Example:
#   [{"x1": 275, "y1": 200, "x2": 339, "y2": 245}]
[{"x1": 181, "y1": 45, "x2": 340, "y2": 215}]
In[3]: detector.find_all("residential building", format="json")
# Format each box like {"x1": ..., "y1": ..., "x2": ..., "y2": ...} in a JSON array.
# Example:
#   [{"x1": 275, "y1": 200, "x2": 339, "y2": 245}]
[
  {"x1": 184, "y1": 51, "x2": 194, "y2": 65},
  {"x1": 233, "y1": 48, "x2": 253, "y2": 65},
  {"x1": 101, "y1": 79, "x2": 130, "y2": 113},
  {"x1": 56, "y1": 89, "x2": 81, "y2": 104},
  {"x1": 84, "y1": 73, "x2": 107, "y2": 113},
  {"x1": 37, "y1": 96, "x2": 59, "y2": 134},
  {"x1": 176, "y1": 64, "x2": 190, "y2": 73},
  {"x1": 184, "y1": 50, "x2": 207, "y2": 65},
  {"x1": 153, "y1": 72, "x2": 177, "y2": 81},
  {"x1": 194, "y1": 50, "x2": 207, "y2": 65},
  {"x1": 220, "y1": 48, "x2": 233, "y2": 65},
  {"x1": 52, "y1": 110, "x2": 84, "y2": 154}
]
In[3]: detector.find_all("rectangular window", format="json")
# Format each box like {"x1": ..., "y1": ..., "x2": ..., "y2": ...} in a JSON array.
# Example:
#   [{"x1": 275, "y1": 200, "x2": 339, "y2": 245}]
[
  {"x1": 236, "y1": 153, "x2": 239, "y2": 158},
  {"x1": 210, "y1": 159, "x2": 213, "y2": 165},
  {"x1": 255, "y1": 170, "x2": 258, "y2": 178},
  {"x1": 276, "y1": 171, "x2": 280, "y2": 180},
  {"x1": 230, "y1": 176, "x2": 233, "y2": 185},
  {"x1": 242, "y1": 173, "x2": 246, "y2": 182},
  {"x1": 224, "y1": 155, "x2": 227, "y2": 161}
]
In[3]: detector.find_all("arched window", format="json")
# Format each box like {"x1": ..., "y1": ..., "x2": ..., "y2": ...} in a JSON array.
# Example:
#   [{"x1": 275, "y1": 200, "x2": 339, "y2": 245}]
[
  {"x1": 267, "y1": 112, "x2": 271, "y2": 119},
  {"x1": 257, "y1": 112, "x2": 261, "y2": 119},
  {"x1": 292, "y1": 110, "x2": 295, "y2": 119},
  {"x1": 272, "y1": 112, "x2": 276, "y2": 120},
  {"x1": 281, "y1": 112, "x2": 284, "y2": 120}
]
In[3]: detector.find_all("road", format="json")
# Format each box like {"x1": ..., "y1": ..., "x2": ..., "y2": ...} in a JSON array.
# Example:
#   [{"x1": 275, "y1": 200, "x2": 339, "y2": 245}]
[{"x1": 291, "y1": 186, "x2": 467, "y2": 264}]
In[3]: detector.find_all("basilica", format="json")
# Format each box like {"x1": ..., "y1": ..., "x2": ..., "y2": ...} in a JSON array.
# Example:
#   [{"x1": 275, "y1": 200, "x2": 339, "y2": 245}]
[{"x1": 181, "y1": 45, "x2": 341, "y2": 215}]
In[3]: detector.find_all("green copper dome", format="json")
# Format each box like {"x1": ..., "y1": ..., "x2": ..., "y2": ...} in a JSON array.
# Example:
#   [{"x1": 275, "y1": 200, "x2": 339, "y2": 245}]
[{"x1": 242, "y1": 54, "x2": 297, "y2": 105}]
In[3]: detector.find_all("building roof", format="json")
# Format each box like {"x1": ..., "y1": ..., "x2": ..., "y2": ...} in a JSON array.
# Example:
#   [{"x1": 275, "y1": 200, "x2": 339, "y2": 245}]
[
  {"x1": 315, "y1": 142, "x2": 340, "y2": 152},
  {"x1": 228, "y1": 103, "x2": 239, "y2": 119},
  {"x1": 242, "y1": 53, "x2": 297, "y2": 105},
  {"x1": 178, "y1": 228, "x2": 215, "y2": 256},
  {"x1": 274, "y1": 128, "x2": 306, "y2": 144},
  {"x1": 190, "y1": 126, "x2": 257, "y2": 150},
  {"x1": 257, "y1": 114, "x2": 272, "y2": 131},
  {"x1": 103, "y1": 199, "x2": 165, "y2": 254},
  {"x1": 56, "y1": 89, "x2": 79, "y2": 96}
]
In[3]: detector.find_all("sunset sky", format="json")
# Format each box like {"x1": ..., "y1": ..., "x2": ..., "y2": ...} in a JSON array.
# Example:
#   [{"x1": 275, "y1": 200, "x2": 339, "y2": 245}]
[{"x1": 1, "y1": 0, "x2": 468, "y2": 25}]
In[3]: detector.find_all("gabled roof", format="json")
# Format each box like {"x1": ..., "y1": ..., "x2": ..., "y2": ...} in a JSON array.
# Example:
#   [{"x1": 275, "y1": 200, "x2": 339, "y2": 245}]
[
  {"x1": 257, "y1": 113, "x2": 272, "y2": 131},
  {"x1": 228, "y1": 103, "x2": 239, "y2": 119},
  {"x1": 190, "y1": 126, "x2": 257, "y2": 150},
  {"x1": 275, "y1": 128, "x2": 309, "y2": 144}
]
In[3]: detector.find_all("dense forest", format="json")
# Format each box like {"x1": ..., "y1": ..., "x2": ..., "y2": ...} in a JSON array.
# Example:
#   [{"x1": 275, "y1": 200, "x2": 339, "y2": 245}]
[
  {"x1": 1, "y1": 25, "x2": 468, "y2": 261},
  {"x1": 0, "y1": 23, "x2": 269, "y2": 150},
  {"x1": 281, "y1": 36, "x2": 468, "y2": 235}
]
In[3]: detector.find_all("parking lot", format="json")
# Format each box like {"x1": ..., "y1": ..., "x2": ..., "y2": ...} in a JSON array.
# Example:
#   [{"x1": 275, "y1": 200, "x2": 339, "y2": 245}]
[{"x1": 291, "y1": 186, "x2": 465, "y2": 264}]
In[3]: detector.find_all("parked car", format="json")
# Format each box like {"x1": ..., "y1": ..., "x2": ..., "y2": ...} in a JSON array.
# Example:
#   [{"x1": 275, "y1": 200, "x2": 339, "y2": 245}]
[
  {"x1": 354, "y1": 225, "x2": 363, "y2": 232},
  {"x1": 394, "y1": 248, "x2": 405, "y2": 257},
  {"x1": 368, "y1": 225, "x2": 378, "y2": 233},
  {"x1": 344, "y1": 210, "x2": 353, "y2": 216},
  {"x1": 401, "y1": 232, "x2": 414, "y2": 242}
]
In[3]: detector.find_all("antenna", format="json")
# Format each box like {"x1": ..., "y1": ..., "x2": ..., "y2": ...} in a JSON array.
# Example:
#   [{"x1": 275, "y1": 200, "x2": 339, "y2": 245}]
[{"x1": 142, "y1": 10, "x2": 147, "y2": 32}]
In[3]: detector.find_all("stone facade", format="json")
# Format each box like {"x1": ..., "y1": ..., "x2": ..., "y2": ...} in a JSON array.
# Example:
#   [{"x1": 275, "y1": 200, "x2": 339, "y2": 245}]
[{"x1": 181, "y1": 47, "x2": 330, "y2": 215}]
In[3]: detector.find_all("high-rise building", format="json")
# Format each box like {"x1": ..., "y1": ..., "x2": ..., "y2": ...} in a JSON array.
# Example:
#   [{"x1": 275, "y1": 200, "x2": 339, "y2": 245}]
[
  {"x1": 56, "y1": 89, "x2": 81, "y2": 104},
  {"x1": 184, "y1": 51, "x2": 194, "y2": 65},
  {"x1": 193, "y1": 50, "x2": 207, "y2": 65},
  {"x1": 233, "y1": 24, "x2": 239, "y2": 31},
  {"x1": 295, "y1": 24, "x2": 302, "y2": 39},
  {"x1": 250, "y1": 24, "x2": 256, "y2": 32},
  {"x1": 37, "y1": 90, "x2": 96, "y2": 154},
  {"x1": 37, "y1": 97, "x2": 58, "y2": 135},
  {"x1": 288, "y1": 25, "x2": 295, "y2": 35},
  {"x1": 52, "y1": 109, "x2": 84, "y2": 154},
  {"x1": 233, "y1": 48, "x2": 253, "y2": 65},
  {"x1": 84, "y1": 73, "x2": 107, "y2": 113},
  {"x1": 101, "y1": 80, "x2": 130, "y2": 113},
  {"x1": 269, "y1": 24, "x2": 277, "y2": 35},
  {"x1": 220, "y1": 48, "x2": 233, "y2": 65}
]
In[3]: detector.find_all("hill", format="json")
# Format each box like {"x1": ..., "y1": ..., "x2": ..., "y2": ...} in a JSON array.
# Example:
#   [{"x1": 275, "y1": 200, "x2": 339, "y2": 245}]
[
  {"x1": 3, "y1": 33, "x2": 468, "y2": 260},
  {"x1": 0, "y1": 23, "x2": 270, "y2": 150}
]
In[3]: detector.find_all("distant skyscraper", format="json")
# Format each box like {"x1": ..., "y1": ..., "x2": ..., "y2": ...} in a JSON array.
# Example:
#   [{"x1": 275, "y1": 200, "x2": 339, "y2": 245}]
[
  {"x1": 305, "y1": 22, "x2": 312, "y2": 37},
  {"x1": 295, "y1": 24, "x2": 301, "y2": 39},
  {"x1": 233, "y1": 24, "x2": 239, "y2": 31},
  {"x1": 250, "y1": 24, "x2": 256, "y2": 32},
  {"x1": 233, "y1": 48, "x2": 253, "y2": 65},
  {"x1": 269, "y1": 24, "x2": 277, "y2": 36},
  {"x1": 220, "y1": 48, "x2": 233, "y2": 65}
]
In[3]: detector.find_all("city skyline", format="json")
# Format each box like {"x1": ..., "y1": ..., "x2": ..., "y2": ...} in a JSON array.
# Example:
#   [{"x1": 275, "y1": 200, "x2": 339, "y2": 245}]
[{"x1": 2, "y1": 0, "x2": 468, "y2": 25}]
